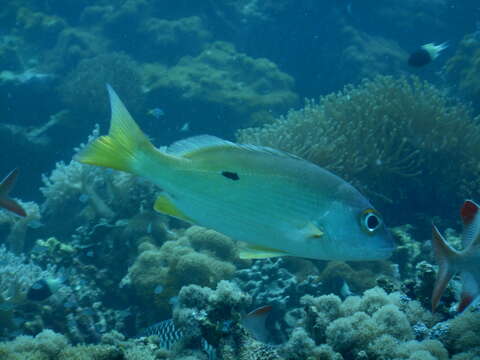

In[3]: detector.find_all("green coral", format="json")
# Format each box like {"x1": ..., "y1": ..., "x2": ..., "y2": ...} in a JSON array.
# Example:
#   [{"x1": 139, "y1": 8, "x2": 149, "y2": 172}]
[
  {"x1": 15, "y1": 7, "x2": 66, "y2": 46},
  {"x1": 137, "y1": 16, "x2": 211, "y2": 63},
  {"x1": 58, "y1": 52, "x2": 143, "y2": 122},
  {"x1": 237, "y1": 75, "x2": 480, "y2": 222},
  {"x1": 145, "y1": 41, "x2": 298, "y2": 131},
  {"x1": 127, "y1": 226, "x2": 237, "y2": 316},
  {"x1": 299, "y1": 287, "x2": 443, "y2": 359},
  {"x1": 0, "y1": 329, "x2": 162, "y2": 360},
  {"x1": 444, "y1": 33, "x2": 480, "y2": 109}
]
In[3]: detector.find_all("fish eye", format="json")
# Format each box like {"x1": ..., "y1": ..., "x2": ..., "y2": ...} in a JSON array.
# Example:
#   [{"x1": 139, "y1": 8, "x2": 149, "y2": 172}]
[{"x1": 360, "y1": 209, "x2": 382, "y2": 234}]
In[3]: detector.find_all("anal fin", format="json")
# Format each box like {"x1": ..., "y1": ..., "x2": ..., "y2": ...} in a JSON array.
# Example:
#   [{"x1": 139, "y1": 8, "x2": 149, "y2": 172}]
[
  {"x1": 239, "y1": 244, "x2": 289, "y2": 259},
  {"x1": 154, "y1": 194, "x2": 194, "y2": 223}
]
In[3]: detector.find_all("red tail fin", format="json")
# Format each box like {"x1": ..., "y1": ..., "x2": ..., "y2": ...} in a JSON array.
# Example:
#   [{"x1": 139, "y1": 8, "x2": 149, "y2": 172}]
[
  {"x1": 0, "y1": 169, "x2": 26, "y2": 217},
  {"x1": 431, "y1": 225, "x2": 458, "y2": 311}
]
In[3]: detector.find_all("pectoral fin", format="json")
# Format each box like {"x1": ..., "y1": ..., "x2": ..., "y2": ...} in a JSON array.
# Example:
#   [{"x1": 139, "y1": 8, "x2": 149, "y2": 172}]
[
  {"x1": 239, "y1": 244, "x2": 289, "y2": 259},
  {"x1": 306, "y1": 222, "x2": 324, "y2": 238},
  {"x1": 154, "y1": 194, "x2": 194, "y2": 223}
]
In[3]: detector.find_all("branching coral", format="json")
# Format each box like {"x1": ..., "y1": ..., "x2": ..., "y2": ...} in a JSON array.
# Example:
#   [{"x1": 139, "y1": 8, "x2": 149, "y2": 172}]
[{"x1": 237, "y1": 75, "x2": 480, "y2": 222}]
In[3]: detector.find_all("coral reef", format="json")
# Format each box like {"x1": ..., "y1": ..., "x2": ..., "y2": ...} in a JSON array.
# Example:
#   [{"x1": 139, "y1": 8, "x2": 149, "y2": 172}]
[
  {"x1": 0, "y1": 200, "x2": 41, "y2": 254},
  {"x1": 58, "y1": 52, "x2": 144, "y2": 123},
  {"x1": 237, "y1": 75, "x2": 480, "y2": 223},
  {"x1": 125, "y1": 226, "x2": 238, "y2": 320},
  {"x1": 144, "y1": 41, "x2": 298, "y2": 134},
  {"x1": 293, "y1": 287, "x2": 444, "y2": 359},
  {"x1": 0, "y1": 328, "x2": 164, "y2": 360},
  {"x1": 443, "y1": 33, "x2": 480, "y2": 111},
  {"x1": 136, "y1": 16, "x2": 212, "y2": 64}
]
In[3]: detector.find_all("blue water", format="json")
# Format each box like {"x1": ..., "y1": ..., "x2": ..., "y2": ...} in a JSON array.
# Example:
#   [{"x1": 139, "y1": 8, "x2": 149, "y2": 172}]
[{"x1": 1, "y1": 1, "x2": 480, "y2": 358}]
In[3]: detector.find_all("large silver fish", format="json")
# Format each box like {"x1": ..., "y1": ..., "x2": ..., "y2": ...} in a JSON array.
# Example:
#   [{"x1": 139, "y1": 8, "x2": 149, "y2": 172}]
[{"x1": 75, "y1": 86, "x2": 394, "y2": 261}]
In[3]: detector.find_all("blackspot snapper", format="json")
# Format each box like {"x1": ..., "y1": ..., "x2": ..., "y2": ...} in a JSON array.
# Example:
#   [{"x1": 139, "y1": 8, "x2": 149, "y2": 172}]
[{"x1": 75, "y1": 86, "x2": 394, "y2": 261}]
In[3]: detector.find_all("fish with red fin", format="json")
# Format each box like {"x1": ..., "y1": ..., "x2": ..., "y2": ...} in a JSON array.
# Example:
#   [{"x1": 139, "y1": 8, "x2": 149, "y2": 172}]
[
  {"x1": 431, "y1": 200, "x2": 480, "y2": 312},
  {"x1": 0, "y1": 169, "x2": 26, "y2": 217}
]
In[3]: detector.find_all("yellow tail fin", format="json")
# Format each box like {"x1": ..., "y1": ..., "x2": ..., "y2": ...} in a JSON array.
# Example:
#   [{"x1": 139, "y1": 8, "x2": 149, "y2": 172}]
[{"x1": 75, "y1": 85, "x2": 156, "y2": 174}]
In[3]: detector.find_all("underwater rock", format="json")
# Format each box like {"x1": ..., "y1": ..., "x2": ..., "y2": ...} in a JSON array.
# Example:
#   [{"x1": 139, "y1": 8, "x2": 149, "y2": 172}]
[{"x1": 144, "y1": 41, "x2": 298, "y2": 135}]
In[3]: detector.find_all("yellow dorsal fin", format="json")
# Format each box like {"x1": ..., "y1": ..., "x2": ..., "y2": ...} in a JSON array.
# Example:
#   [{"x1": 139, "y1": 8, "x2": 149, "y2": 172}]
[
  {"x1": 167, "y1": 135, "x2": 302, "y2": 160},
  {"x1": 239, "y1": 244, "x2": 289, "y2": 259},
  {"x1": 154, "y1": 194, "x2": 194, "y2": 223},
  {"x1": 167, "y1": 135, "x2": 234, "y2": 156}
]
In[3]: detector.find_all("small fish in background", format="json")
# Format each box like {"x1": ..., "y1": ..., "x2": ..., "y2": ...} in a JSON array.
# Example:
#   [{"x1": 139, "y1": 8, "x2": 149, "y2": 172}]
[
  {"x1": 340, "y1": 280, "x2": 355, "y2": 299},
  {"x1": 408, "y1": 42, "x2": 448, "y2": 67},
  {"x1": 0, "y1": 169, "x2": 26, "y2": 217},
  {"x1": 26, "y1": 277, "x2": 64, "y2": 302},
  {"x1": 179, "y1": 122, "x2": 190, "y2": 133},
  {"x1": 431, "y1": 199, "x2": 480, "y2": 312},
  {"x1": 147, "y1": 107, "x2": 165, "y2": 120}
]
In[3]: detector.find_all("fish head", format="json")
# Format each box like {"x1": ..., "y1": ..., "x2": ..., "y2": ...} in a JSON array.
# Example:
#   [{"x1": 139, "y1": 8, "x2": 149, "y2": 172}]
[{"x1": 317, "y1": 185, "x2": 394, "y2": 261}]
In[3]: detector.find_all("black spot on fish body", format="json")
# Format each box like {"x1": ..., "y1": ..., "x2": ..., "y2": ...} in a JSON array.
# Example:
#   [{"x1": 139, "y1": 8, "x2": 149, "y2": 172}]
[
  {"x1": 221, "y1": 171, "x2": 239, "y2": 180},
  {"x1": 408, "y1": 48, "x2": 432, "y2": 67}
]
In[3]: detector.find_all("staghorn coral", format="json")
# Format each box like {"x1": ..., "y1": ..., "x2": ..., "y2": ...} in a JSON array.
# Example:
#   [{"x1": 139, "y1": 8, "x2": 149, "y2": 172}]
[{"x1": 237, "y1": 75, "x2": 480, "y2": 223}]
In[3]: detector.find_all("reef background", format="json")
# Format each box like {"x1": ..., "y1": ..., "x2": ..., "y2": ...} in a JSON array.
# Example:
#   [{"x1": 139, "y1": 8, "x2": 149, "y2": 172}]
[{"x1": 1, "y1": 1, "x2": 480, "y2": 359}]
